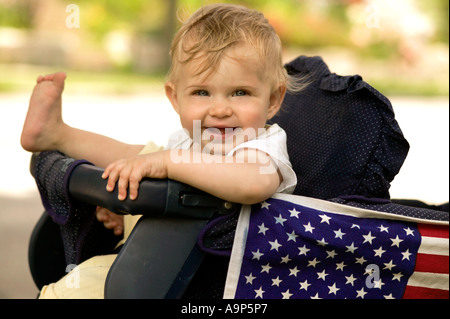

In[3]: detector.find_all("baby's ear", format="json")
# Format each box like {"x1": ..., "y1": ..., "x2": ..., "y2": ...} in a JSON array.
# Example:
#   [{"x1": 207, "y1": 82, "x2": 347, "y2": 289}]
[
  {"x1": 267, "y1": 84, "x2": 286, "y2": 120},
  {"x1": 165, "y1": 81, "x2": 179, "y2": 114}
]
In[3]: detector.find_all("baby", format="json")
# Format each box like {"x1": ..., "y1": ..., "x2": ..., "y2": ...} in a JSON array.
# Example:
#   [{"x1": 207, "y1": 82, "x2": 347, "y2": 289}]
[{"x1": 22, "y1": 4, "x2": 304, "y2": 235}]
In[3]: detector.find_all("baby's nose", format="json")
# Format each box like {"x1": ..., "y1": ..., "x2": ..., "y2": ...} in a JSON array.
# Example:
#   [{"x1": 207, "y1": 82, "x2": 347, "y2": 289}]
[{"x1": 209, "y1": 100, "x2": 233, "y2": 118}]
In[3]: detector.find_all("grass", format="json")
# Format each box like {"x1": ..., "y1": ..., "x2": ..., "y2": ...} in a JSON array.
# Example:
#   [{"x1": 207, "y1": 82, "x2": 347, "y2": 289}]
[
  {"x1": 367, "y1": 76, "x2": 449, "y2": 97},
  {"x1": 0, "y1": 63, "x2": 166, "y2": 95}
]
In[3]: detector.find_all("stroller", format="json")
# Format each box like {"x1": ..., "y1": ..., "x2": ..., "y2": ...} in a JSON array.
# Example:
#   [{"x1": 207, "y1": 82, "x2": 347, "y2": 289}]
[{"x1": 28, "y1": 56, "x2": 449, "y2": 299}]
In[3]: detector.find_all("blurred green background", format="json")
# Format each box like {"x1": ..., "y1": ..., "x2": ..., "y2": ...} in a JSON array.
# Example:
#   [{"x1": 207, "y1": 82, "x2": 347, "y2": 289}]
[{"x1": 0, "y1": 0, "x2": 448, "y2": 96}]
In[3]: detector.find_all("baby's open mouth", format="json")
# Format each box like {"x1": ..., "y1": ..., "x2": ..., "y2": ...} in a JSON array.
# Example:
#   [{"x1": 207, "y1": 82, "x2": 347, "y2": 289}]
[{"x1": 203, "y1": 127, "x2": 238, "y2": 140}]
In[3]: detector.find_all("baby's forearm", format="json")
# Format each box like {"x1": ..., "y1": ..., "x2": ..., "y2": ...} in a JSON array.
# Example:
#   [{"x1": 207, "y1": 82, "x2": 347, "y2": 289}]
[
  {"x1": 57, "y1": 124, "x2": 144, "y2": 167},
  {"x1": 167, "y1": 149, "x2": 280, "y2": 204}
]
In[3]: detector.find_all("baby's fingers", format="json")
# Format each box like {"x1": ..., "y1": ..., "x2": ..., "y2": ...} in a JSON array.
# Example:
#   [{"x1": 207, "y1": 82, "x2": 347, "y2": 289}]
[
  {"x1": 102, "y1": 164, "x2": 113, "y2": 182},
  {"x1": 103, "y1": 161, "x2": 125, "y2": 194},
  {"x1": 102, "y1": 158, "x2": 145, "y2": 201},
  {"x1": 117, "y1": 168, "x2": 132, "y2": 201},
  {"x1": 128, "y1": 171, "x2": 143, "y2": 200},
  {"x1": 103, "y1": 168, "x2": 117, "y2": 193}
]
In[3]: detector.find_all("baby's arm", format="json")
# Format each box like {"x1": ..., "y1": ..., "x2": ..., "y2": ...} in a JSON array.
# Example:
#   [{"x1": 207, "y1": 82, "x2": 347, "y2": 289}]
[
  {"x1": 170, "y1": 148, "x2": 281, "y2": 204},
  {"x1": 103, "y1": 148, "x2": 280, "y2": 204},
  {"x1": 21, "y1": 72, "x2": 144, "y2": 167}
]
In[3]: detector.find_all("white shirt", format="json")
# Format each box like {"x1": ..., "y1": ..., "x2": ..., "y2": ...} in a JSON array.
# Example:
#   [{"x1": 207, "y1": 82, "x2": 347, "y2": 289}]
[{"x1": 165, "y1": 123, "x2": 297, "y2": 194}]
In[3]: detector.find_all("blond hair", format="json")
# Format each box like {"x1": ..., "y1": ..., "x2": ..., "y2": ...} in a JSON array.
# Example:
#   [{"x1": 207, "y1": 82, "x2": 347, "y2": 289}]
[{"x1": 167, "y1": 3, "x2": 306, "y2": 93}]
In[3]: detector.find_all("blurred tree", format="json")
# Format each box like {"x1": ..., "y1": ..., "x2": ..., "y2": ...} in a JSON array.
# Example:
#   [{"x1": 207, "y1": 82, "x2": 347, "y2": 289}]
[
  {"x1": 0, "y1": 0, "x2": 447, "y2": 95},
  {"x1": 0, "y1": 0, "x2": 36, "y2": 28},
  {"x1": 418, "y1": 0, "x2": 449, "y2": 43},
  {"x1": 73, "y1": 0, "x2": 166, "y2": 38},
  {"x1": 2, "y1": 0, "x2": 446, "y2": 51}
]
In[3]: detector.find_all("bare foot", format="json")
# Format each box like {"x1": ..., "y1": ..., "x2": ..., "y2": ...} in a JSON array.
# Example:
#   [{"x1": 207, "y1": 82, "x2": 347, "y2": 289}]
[{"x1": 21, "y1": 72, "x2": 67, "y2": 152}]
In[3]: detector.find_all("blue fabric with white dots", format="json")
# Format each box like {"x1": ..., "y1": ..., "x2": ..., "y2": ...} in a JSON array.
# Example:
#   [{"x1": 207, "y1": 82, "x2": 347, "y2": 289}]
[
  {"x1": 31, "y1": 151, "x2": 118, "y2": 265},
  {"x1": 270, "y1": 56, "x2": 410, "y2": 200}
]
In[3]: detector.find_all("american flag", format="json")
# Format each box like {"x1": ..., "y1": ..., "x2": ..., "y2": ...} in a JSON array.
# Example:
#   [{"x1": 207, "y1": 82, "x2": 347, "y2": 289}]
[{"x1": 224, "y1": 194, "x2": 449, "y2": 299}]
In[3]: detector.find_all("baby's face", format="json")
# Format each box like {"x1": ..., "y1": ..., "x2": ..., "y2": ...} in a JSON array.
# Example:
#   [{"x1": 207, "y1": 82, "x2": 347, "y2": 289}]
[{"x1": 166, "y1": 45, "x2": 282, "y2": 155}]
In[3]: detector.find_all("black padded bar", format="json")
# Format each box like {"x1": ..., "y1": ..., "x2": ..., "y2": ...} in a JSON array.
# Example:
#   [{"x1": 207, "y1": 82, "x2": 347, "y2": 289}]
[
  {"x1": 68, "y1": 164, "x2": 168, "y2": 216},
  {"x1": 67, "y1": 163, "x2": 236, "y2": 219}
]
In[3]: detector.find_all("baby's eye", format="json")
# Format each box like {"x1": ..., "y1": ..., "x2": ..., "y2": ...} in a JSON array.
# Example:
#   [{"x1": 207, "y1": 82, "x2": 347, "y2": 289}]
[
  {"x1": 194, "y1": 90, "x2": 209, "y2": 96},
  {"x1": 233, "y1": 90, "x2": 248, "y2": 97}
]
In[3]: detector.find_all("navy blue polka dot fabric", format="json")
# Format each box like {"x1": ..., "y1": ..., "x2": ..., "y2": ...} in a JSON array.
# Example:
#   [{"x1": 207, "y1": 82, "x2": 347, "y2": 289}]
[
  {"x1": 329, "y1": 196, "x2": 449, "y2": 221},
  {"x1": 32, "y1": 151, "x2": 119, "y2": 264},
  {"x1": 270, "y1": 56, "x2": 410, "y2": 200}
]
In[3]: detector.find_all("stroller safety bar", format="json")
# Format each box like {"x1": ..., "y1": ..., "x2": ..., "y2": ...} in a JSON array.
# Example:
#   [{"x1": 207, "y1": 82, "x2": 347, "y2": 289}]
[
  {"x1": 31, "y1": 152, "x2": 236, "y2": 219},
  {"x1": 68, "y1": 163, "x2": 236, "y2": 219}
]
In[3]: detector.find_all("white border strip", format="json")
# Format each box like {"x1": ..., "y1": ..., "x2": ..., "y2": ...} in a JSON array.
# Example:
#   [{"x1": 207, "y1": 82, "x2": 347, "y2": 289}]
[
  {"x1": 223, "y1": 205, "x2": 252, "y2": 299},
  {"x1": 272, "y1": 193, "x2": 449, "y2": 226}
]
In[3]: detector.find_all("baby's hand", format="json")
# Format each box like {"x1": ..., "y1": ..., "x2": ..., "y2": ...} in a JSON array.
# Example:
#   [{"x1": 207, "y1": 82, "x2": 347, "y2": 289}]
[
  {"x1": 102, "y1": 151, "x2": 169, "y2": 200},
  {"x1": 96, "y1": 207, "x2": 124, "y2": 236}
]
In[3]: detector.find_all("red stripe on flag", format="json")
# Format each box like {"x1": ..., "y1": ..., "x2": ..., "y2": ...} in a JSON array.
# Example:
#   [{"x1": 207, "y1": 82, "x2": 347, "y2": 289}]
[
  {"x1": 415, "y1": 253, "x2": 449, "y2": 274},
  {"x1": 418, "y1": 224, "x2": 449, "y2": 239},
  {"x1": 403, "y1": 285, "x2": 449, "y2": 299}
]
